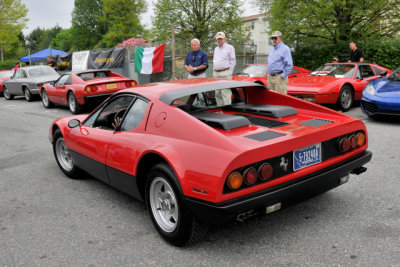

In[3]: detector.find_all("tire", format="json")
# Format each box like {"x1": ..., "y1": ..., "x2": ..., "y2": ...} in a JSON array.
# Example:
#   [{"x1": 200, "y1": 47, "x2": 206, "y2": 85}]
[
  {"x1": 24, "y1": 87, "x2": 33, "y2": 102},
  {"x1": 53, "y1": 129, "x2": 82, "y2": 179},
  {"x1": 337, "y1": 85, "x2": 353, "y2": 111},
  {"x1": 145, "y1": 163, "x2": 208, "y2": 246},
  {"x1": 68, "y1": 92, "x2": 82, "y2": 114},
  {"x1": 41, "y1": 89, "x2": 54, "y2": 108},
  {"x1": 3, "y1": 87, "x2": 14, "y2": 100}
]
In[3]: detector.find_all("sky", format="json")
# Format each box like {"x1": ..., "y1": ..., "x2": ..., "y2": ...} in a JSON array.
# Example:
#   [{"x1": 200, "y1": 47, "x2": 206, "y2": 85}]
[{"x1": 21, "y1": 0, "x2": 259, "y2": 35}]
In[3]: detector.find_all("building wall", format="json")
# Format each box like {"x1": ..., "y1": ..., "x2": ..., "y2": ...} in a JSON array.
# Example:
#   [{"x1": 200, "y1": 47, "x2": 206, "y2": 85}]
[{"x1": 241, "y1": 14, "x2": 272, "y2": 55}]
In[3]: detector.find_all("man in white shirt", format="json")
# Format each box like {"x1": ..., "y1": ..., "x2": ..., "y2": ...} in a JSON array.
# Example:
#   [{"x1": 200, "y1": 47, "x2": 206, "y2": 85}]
[{"x1": 213, "y1": 32, "x2": 236, "y2": 106}]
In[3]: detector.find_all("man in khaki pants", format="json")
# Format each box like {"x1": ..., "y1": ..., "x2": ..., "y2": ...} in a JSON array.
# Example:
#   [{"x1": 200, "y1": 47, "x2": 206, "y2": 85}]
[
  {"x1": 267, "y1": 31, "x2": 293, "y2": 94},
  {"x1": 213, "y1": 32, "x2": 236, "y2": 106}
]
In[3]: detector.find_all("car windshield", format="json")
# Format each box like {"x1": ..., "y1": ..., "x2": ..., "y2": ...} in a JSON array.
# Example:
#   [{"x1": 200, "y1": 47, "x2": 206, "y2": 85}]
[
  {"x1": 28, "y1": 67, "x2": 58, "y2": 77},
  {"x1": 310, "y1": 64, "x2": 354, "y2": 78},
  {"x1": 0, "y1": 71, "x2": 13, "y2": 78},
  {"x1": 387, "y1": 68, "x2": 400, "y2": 81},
  {"x1": 78, "y1": 71, "x2": 111, "y2": 81},
  {"x1": 240, "y1": 65, "x2": 268, "y2": 77}
]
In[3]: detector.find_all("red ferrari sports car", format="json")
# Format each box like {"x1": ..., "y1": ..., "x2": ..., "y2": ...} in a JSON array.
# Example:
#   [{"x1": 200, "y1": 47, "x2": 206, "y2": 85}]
[
  {"x1": 50, "y1": 78, "x2": 371, "y2": 246},
  {"x1": 40, "y1": 69, "x2": 137, "y2": 114},
  {"x1": 0, "y1": 70, "x2": 14, "y2": 96},
  {"x1": 288, "y1": 62, "x2": 392, "y2": 111},
  {"x1": 233, "y1": 64, "x2": 311, "y2": 86}
]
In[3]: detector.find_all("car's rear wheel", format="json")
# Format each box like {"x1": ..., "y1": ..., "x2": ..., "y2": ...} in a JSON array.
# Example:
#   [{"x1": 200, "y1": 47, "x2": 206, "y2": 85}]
[
  {"x1": 24, "y1": 87, "x2": 33, "y2": 102},
  {"x1": 3, "y1": 87, "x2": 14, "y2": 100},
  {"x1": 146, "y1": 163, "x2": 208, "y2": 246},
  {"x1": 41, "y1": 89, "x2": 55, "y2": 108},
  {"x1": 53, "y1": 129, "x2": 82, "y2": 179},
  {"x1": 337, "y1": 85, "x2": 353, "y2": 111},
  {"x1": 68, "y1": 92, "x2": 82, "y2": 114}
]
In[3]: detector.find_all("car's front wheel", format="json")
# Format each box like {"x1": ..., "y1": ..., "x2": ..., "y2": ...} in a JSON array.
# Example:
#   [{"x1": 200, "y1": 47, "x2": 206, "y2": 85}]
[
  {"x1": 337, "y1": 85, "x2": 353, "y2": 111},
  {"x1": 68, "y1": 92, "x2": 82, "y2": 114},
  {"x1": 24, "y1": 87, "x2": 33, "y2": 102},
  {"x1": 146, "y1": 163, "x2": 208, "y2": 246},
  {"x1": 53, "y1": 129, "x2": 82, "y2": 179},
  {"x1": 41, "y1": 89, "x2": 54, "y2": 108},
  {"x1": 3, "y1": 87, "x2": 14, "y2": 100}
]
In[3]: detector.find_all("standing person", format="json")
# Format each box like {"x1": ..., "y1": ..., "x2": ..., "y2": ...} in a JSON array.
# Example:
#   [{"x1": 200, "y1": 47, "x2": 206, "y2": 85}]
[
  {"x1": 12, "y1": 62, "x2": 20, "y2": 71},
  {"x1": 349, "y1": 42, "x2": 364, "y2": 62},
  {"x1": 267, "y1": 31, "x2": 293, "y2": 94},
  {"x1": 213, "y1": 32, "x2": 236, "y2": 106},
  {"x1": 184, "y1": 38, "x2": 208, "y2": 78},
  {"x1": 46, "y1": 56, "x2": 57, "y2": 70}
]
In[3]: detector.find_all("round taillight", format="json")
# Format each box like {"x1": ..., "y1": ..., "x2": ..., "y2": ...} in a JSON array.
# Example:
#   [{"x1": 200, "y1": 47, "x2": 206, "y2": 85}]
[
  {"x1": 349, "y1": 135, "x2": 357, "y2": 149},
  {"x1": 126, "y1": 80, "x2": 137, "y2": 87},
  {"x1": 243, "y1": 167, "x2": 258, "y2": 185},
  {"x1": 85, "y1": 86, "x2": 91, "y2": 93},
  {"x1": 91, "y1": 86, "x2": 98, "y2": 92},
  {"x1": 259, "y1": 163, "x2": 273, "y2": 181},
  {"x1": 356, "y1": 132, "x2": 366, "y2": 146},
  {"x1": 339, "y1": 137, "x2": 351, "y2": 152},
  {"x1": 227, "y1": 172, "x2": 243, "y2": 190}
]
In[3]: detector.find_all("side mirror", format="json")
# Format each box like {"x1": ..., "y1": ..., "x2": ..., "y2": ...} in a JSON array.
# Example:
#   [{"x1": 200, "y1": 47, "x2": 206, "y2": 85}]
[
  {"x1": 356, "y1": 76, "x2": 363, "y2": 80},
  {"x1": 380, "y1": 71, "x2": 388, "y2": 77},
  {"x1": 50, "y1": 81, "x2": 55, "y2": 86},
  {"x1": 68, "y1": 119, "x2": 80, "y2": 128}
]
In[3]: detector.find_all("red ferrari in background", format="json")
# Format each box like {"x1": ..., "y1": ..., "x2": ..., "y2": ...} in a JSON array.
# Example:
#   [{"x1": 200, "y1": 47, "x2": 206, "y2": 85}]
[
  {"x1": 0, "y1": 70, "x2": 14, "y2": 96},
  {"x1": 50, "y1": 78, "x2": 371, "y2": 246},
  {"x1": 288, "y1": 62, "x2": 392, "y2": 111},
  {"x1": 233, "y1": 64, "x2": 311, "y2": 86},
  {"x1": 40, "y1": 69, "x2": 137, "y2": 114}
]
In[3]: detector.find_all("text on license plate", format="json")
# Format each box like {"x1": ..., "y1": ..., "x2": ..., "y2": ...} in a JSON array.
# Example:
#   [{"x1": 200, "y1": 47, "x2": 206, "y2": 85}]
[
  {"x1": 106, "y1": 83, "x2": 117, "y2": 90},
  {"x1": 293, "y1": 143, "x2": 322, "y2": 171}
]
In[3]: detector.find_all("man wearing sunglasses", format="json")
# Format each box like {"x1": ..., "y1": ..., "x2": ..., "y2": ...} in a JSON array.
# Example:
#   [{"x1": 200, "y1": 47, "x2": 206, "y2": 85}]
[
  {"x1": 267, "y1": 31, "x2": 293, "y2": 94},
  {"x1": 184, "y1": 38, "x2": 209, "y2": 78}
]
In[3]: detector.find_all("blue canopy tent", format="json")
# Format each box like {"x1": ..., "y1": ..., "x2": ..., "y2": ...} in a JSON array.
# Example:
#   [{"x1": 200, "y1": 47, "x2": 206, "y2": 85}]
[{"x1": 20, "y1": 48, "x2": 69, "y2": 62}]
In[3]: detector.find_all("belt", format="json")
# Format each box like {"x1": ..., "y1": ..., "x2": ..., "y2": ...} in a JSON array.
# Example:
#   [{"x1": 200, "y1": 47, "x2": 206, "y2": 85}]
[
  {"x1": 269, "y1": 71, "x2": 283, "y2": 76},
  {"x1": 190, "y1": 71, "x2": 205, "y2": 76},
  {"x1": 214, "y1": 68, "x2": 229, "y2": 72}
]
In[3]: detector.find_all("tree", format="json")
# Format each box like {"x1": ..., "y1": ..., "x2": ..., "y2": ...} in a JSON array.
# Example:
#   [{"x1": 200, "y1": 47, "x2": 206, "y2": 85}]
[
  {"x1": 101, "y1": 0, "x2": 147, "y2": 48},
  {"x1": 153, "y1": 0, "x2": 246, "y2": 44},
  {"x1": 25, "y1": 26, "x2": 62, "y2": 52},
  {"x1": 0, "y1": 0, "x2": 28, "y2": 60},
  {"x1": 52, "y1": 28, "x2": 75, "y2": 52},
  {"x1": 255, "y1": 0, "x2": 400, "y2": 45},
  {"x1": 71, "y1": 0, "x2": 108, "y2": 50}
]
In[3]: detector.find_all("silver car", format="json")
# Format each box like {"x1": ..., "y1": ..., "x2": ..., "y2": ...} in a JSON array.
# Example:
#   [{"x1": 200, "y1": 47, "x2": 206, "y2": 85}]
[{"x1": 3, "y1": 66, "x2": 59, "y2": 101}]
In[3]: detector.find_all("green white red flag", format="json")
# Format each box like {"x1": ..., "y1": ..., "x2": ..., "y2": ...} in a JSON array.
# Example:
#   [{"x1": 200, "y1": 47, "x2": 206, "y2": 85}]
[{"x1": 135, "y1": 43, "x2": 165, "y2": 74}]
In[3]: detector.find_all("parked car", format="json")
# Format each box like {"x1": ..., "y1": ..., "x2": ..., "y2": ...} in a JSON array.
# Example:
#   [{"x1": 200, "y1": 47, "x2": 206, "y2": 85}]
[
  {"x1": 233, "y1": 64, "x2": 311, "y2": 86},
  {"x1": 361, "y1": 67, "x2": 400, "y2": 117},
  {"x1": 49, "y1": 79, "x2": 371, "y2": 246},
  {"x1": 287, "y1": 62, "x2": 392, "y2": 111},
  {"x1": 0, "y1": 70, "x2": 14, "y2": 96},
  {"x1": 39, "y1": 69, "x2": 137, "y2": 114},
  {"x1": 3, "y1": 66, "x2": 59, "y2": 101}
]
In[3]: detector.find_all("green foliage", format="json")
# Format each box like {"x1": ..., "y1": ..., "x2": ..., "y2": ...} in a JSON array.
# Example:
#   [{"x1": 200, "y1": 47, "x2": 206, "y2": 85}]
[
  {"x1": 257, "y1": 0, "x2": 400, "y2": 46},
  {"x1": 152, "y1": 0, "x2": 247, "y2": 44},
  {"x1": 51, "y1": 28, "x2": 75, "y2": 52},
  {"x1": 71, "y1": 0, "x2": 107, "y2": 50},
  {"x1": 0, "y1": 59, "x2": 17, "y2": 70},
  {"x1": 0, "y1": 0, "x2": 28, "y2": 58},
  {"x1": 101, "y1": 0, "x2": 147, "y2": 47}
]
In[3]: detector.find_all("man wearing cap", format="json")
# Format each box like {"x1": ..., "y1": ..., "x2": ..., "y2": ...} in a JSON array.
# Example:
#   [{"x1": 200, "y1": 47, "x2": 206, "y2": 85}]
[
  {"x1": 184, "y1": 38, "x2": 208, "y2": 78},
  {"x1": 213, "y1": 32, "x2": 236, "y2": 106},
  {"x1": 267, "y1": 31, "x2": 293, "y2": 94}
]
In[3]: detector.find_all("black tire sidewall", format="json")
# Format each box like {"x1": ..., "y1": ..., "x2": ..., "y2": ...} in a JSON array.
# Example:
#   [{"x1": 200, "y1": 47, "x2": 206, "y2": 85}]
[
  {"x1": 53, "y1": 129, "x2": 80, "y2": 178},
  {"x1": 24, "y1": 88, "x2": 32, "y2": 102},
  {"x1": 4, "y1": 87, "x2": 12, "y2": 100},
  {"x1": 145, "y1": 163, "x2": 193, "y2": 246},
  {"x1": 338, "y1": 85, "x2": 353, "y2": 111},
  {"x1": 68, "y1": 92, "x2": 81, "y2": 114}
]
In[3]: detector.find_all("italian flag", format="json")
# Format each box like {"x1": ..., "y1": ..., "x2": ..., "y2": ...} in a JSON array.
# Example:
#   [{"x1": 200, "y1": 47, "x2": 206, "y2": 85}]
[{"x1": 135, "y1": 43, "x2": 165, "y2": 74}]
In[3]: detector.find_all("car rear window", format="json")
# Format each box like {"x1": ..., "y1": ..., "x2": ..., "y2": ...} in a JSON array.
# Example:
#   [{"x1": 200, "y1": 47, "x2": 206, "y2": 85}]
[{"x1": 78, "y1": 71, "x2": 110, "y2": 81}]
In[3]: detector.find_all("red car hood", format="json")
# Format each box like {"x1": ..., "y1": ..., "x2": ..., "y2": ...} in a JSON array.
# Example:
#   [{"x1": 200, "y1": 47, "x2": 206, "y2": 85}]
[{"x1": 289, "y1": 75, "x2": 338, "y2": 93}]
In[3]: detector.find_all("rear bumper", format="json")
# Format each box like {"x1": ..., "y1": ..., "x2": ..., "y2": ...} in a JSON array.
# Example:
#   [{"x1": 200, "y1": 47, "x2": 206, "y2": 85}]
[
  {"x1": 185, "y1": 150, "x2": 372, "y2": 225},
  {"x1": 83, "y1": 93, "x2": 113, "y2": 104}
]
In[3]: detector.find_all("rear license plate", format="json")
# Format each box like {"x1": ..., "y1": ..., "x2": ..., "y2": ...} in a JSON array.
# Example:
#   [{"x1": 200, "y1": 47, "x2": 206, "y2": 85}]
[
  {"x1": 293, "y1": 143, "x2": 321, "y2": 171},
  {"x1": 106, "y1": 83, "x2": 117, "y2": 90}
]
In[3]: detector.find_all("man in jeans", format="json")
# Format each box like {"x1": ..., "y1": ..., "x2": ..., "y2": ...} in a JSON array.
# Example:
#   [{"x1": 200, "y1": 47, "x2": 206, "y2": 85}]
[
  {"x1": 213, "y1": 32, "x2": 236, "y2": 106},
  {"x1": 184, "y1": 38, "x2": 208, "y2": 78},
  {"x1": 267, "y1": 31, "x2": 293, "y2": 94}
]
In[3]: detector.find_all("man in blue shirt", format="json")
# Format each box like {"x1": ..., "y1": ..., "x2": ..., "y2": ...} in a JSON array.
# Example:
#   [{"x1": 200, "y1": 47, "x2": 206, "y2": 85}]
[
  {"x1": 267, "y1": 31, "x2": 293, "y2": 94},
  {"x1": 184, "y1": 38, "x2": 208, "y2": 78}
]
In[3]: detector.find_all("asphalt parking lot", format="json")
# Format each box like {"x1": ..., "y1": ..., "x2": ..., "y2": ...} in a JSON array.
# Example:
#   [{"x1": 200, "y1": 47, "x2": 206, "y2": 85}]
[{"x1": 0, "y1": 96, "x2": 399, "y2": 266}]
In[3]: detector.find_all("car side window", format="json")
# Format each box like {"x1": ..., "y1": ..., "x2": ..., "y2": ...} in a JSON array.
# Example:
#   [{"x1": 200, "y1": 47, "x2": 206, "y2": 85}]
[
  {"x1": 359, "y1": 65, "x2": 374, "y2": 78},
  {"x1": 119, "y1": 98, "x2": 148, "y2": 131},
  {"x1": 14, "y1": 69, "x2": 23, "y2": 78},
  {"x1": 373, "y1": 66, "x2": 384, "y2": 75},
  {"x1": 88, "y1": 96, "x2": 135, "y2": 130},
  {"x1": 56, "y1": 75, "x2": 70, "y2": 86},
  {"x1": 290, "y1": 69, "x2": 299, "y2": 74}
]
